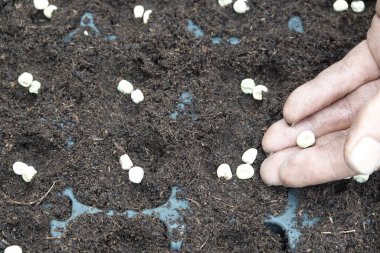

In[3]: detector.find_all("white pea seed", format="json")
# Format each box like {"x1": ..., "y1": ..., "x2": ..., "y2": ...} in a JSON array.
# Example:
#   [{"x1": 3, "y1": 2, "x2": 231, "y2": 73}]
[
  {"x1": 143, "y1": 10, "x2": 152, "y2": 24},
  {"x1": 84, "y1": 30, "x2": 89, "y2": 36},
  {"x1": 21, "y1": 166, "x2": 37, "y2": 183},
  {"x1": 33, "y1": 0, "x2": 49, "y2": 10},
  {"x1": 129, "y1": 166, "x2": 144, "y2": 183},
  {"x1": 242, "y1": 148, "x2": 258, "y2": 165},
  {"x1": 13, "y1": 161, "x2": 29, "y2": 175},
  {"x1": 117, "y1": 80, "x2": 134, "y2": 94},
  {"x1": 131, "y1": 89, "x2": 144, "y2": 104},
  {"x1": 351, "y1": 1, "x2": 365, "y2": 13},
  {"x1": 4, "y1": 245, "x2": 22, "y2": 253},
  {"x1": 236, "y1": 164, "x2": 255, "y2": 180},
  {"x1": 217, "y1": 163, "x2": 232, "y2": 180},
  {"x1": 353, "y1": 174, "x2": 369, "y2": 183},
  {"x1": 241, "y1": 78, "x2": 256, "y2": 94},
  {"x1": 29, "y1": 80, "x2": 41, "y2": 94},
  {"x1": 120, "y1": 154, "x2": 133, "y2": 170},
  {"x1": 296, "y1": 130, "x2": 315, "y2": 148},
  {"x1": 218, "y1": 0, "x2": 233, "y2": 7},
  {"x1": 233, "y1": 0, "x2": 249, "y2": 14},
  {"x1": 333, "y1": 0, "x2": 348, "y2": 12},
  {"x1": 134, "y1": 5, "x2": 145, "y2": 18},
  {"x1": 252, "y1": 85, "x2": 268, "y2": 100},
  {"x1": 43, "y1": 5, "x2": 58, "y2": 19},
  {"x1": 18, "y1": 72, "x2": 33, "y2": 87}
]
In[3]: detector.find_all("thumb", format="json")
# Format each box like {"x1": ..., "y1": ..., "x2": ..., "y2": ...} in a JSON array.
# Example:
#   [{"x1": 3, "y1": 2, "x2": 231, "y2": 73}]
[{"x1": 345, "y1": 89, "x2": 380, "y2": 175}]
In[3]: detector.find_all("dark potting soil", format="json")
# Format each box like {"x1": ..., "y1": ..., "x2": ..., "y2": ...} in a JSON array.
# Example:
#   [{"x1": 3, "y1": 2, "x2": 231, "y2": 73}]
[{"x1": 0, "y1": 0, "x2": 379, "y2": 252}]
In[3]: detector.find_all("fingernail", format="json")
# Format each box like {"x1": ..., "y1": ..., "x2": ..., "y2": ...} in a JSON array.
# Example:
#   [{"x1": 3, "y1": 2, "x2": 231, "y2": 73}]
[{"x1": 349, "y1": 137, "x2": 380, "y2": 175}]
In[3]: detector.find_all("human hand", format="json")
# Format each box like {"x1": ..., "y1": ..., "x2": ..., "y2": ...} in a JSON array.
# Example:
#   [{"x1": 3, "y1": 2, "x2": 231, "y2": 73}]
[{"x1": 260, "y1": 2, "x2": 380, "y2": 187}]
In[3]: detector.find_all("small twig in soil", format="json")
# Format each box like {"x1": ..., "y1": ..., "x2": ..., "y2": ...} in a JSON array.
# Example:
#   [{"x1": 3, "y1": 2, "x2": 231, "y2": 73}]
[
  {"x1": 211, "y1": 196, "x2": 235, "y2": 208},
  {"x1": 113, "y1": 141, "x2": 126, "y2": 153},
  {"x1": 187, "y1": 198, "x2": 201, "y2": 208},
  {"x1": 338, "y1": 229, "x2": 356, "y2": 234},
  {"x1": 186, "y1": 178, "x2": 196, "y2": 188},
  {"x1": 191, "y1": 37, "x2": 204, "y2": 49},
  {"x1": 1, "y1": 238, "x2": 10, "y2": 246},
  {"x1": 269, "y1": 236, "x2": 279, "y2": 244},
  {"x1": 321, "y1": 229, "x2": 356, "y2": 235},
  {"x1": 199, "y1": 237, "x2": 209, "y2": 250},
  {"x1": 3, "y1": 181, "x2": 56, "y2": 206}
]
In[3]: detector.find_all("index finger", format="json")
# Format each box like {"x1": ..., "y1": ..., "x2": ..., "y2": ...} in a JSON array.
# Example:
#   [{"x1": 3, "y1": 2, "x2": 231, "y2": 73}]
[{"x1": 283, "y1": 41, "x2": 380, "y2": 124}]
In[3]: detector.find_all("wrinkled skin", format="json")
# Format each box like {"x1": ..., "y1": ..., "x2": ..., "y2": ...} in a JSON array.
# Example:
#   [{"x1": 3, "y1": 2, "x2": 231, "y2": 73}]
[{"x1": 260, "y1": 1, "x2": 380, "y2": 187}]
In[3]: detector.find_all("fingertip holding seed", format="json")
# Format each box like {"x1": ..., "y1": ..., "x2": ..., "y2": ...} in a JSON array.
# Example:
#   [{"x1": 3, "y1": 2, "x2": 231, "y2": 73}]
[
  {"x1": 18, "y1": 72, "x2": 33, "y2": 87},
  {"x1": 242, "y1": 148, "x2": 258, "y2": 165},
  {"x1": 252, "y1": 85, "x2": 268, "y2": 101},
  {"x1": 131, "y1": 89, "x2": 144, "y2": 104},
  {"x1": 351, "y1": 1, "x2": 365, "y2": 13},
  {"x1": 217, "y1": 163, "x2": 232, "y2": 180},
  {"x1": 241, "y1": 78, "x2": 256, "y2": 94},
  {"x1": 296, "y1": 130, "x2": 315, "y2": 148},
  {"x1": 129, "y1": 166, "x2": 144, "y2": 183},
  {"x1": 143, "y1": 10, "x2": 152, "y2": 24},
  {"x1": 353, "y1": 174, "x2": 370, "y2": 183},
  {"x1": 236, "y1": 164, "x2": 255, "y2": 180},
  {"x1": 43, "y1": 5, "x2": 58, "y2": 19},
  {"x1": 233, "y1": 0, "x2": 249, "y2": 14},
  {"x1": 134, "y1": 5, "x2": 145, "y2": 18},
  {"x1": 4, "y1": 245, "x2": 22, "y2": 253},
  {"x1": 120, "y1": 154, "x2": 133, "y2": 170},
  {"x1": 117, "y1": 80, "x2": 134, "y2": 94},
  {"x1": 33, "y1": 0, "x2": 49, "y2": 10},
  {"x1": 333, "y1": 0, "x2": 348, "y2": 12}
]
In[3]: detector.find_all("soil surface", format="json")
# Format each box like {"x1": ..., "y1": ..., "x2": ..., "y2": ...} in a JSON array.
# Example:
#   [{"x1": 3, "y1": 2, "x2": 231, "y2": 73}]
[{"x1": 0, "y1": 0, "x2": 379, "y2": 252}]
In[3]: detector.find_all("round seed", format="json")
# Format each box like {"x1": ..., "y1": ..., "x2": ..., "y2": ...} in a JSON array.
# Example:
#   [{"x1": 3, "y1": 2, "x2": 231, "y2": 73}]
[
  {"x1": 252, "y1": 85, "x2": 268, "y2": 100},
  {"x1": 351, "y1": 1, "x2": 365, "y2": 13},
  {"x1": 129, "y1": 166, "x2": 144, "y2": 183},
  {"x1": 33, "y1": 0, "x2": 49, "y2": 10},
  {"x1": 22, "y1": 166, "x2": 37, "y2": 183},
  {"x1": 117, "y1": 80, "x2": 134, "y2": 94},
  {"x1": 353, "y1": 174, "x2": 369, "y2": 183},
  {"x1": 233, "y1": 0, "x2": 249, "y2": 14},
  {"x1": 43, "y1": 5, "x2": 58, "y2": 19},
  {"x1": 242, "y1": 148, "x2": 258, "y2": 165},
  {"x1": 13, "y1": 161, "x2": 29, "y2": 175},
  {"x1": 241, "y1": 78, "x2": 255, "y2": 94},
  {"x1": 4, "y1": 245, "x2": 22, "y2": 253},
  {"x1": 134, "y1": 5, "x2": 144, "y2": 18},
  {"x1": 18, "y1": 72, "x2": 33, "y2": 87},
  {"x1": 236, "y1": 164, "x2": 255, "y2": 180},
  {"x1": 29, "y1": 80, "x2": 41, "y2": 94},
  {"x1": 120, "y1": 154, "x2": 133, "y2": 170},
  {"x1": 296, "y1": 130, "x2": 316, "y2": 148},
  {"x1": 333, "y1": 0, "x2": 348, "y2": 12},
  {"x1": 131, "y1": 89, "x2": 144, "y2": 104},
  {"x1": 218, "y1": 0, "x2": 233, "y2": 7},
  {"x1": 143, "y1": 10, "x2": 152, "y2": 24},
  {"x1": 217, "y1": 163, "x2": 232, "y2": 180}
]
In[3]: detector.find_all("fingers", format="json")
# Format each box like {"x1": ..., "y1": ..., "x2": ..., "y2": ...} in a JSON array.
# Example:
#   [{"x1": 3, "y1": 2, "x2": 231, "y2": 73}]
[
  {"x1": 367, "y1": 2, "x2": 380, "y2": 67},
  {"x1": 260, "y1": 146, "x2": 300, "y2": 186},
  {"x1": 345, "y1": 90, "x2": 380, "y2": 175},
  {"x1": 261, "y1": 130, "x2": 357, "y2": 187},
  {"x1": 262, "y1": 79, "x2": 380, "y2": 153},
  {"x1": 283, "y1": 41, "x2": 380, "y2": 124}
]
